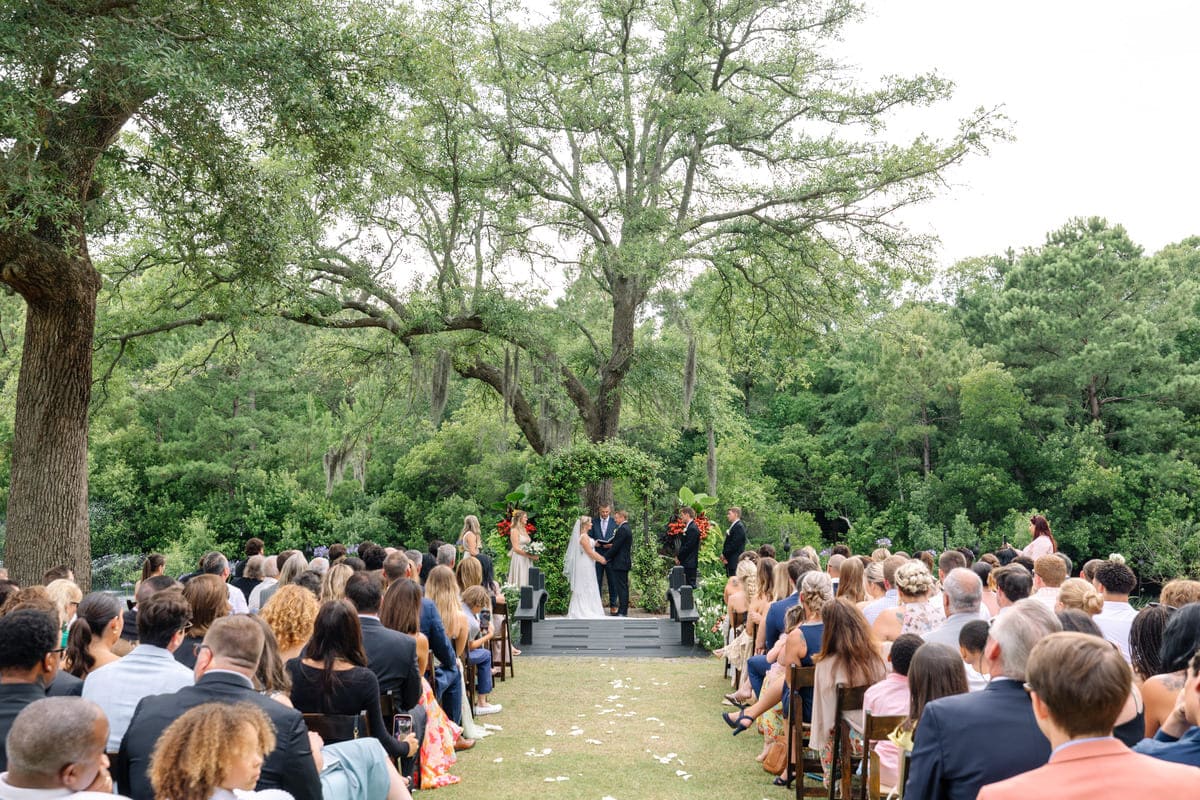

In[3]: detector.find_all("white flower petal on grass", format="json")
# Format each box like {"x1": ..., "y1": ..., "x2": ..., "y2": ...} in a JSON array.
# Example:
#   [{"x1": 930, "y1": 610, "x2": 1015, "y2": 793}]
[
  {"x1": 542, "y1": 748, "x2": 552, "y2": 755},
  {"x1": 482, "y1": 723, "x2": 503, "y2": 731},
  {"x1": 545, "y1": 729, "x2": 556, "y2": 736},
  {"x1": 585, "y1": 739, "x2": 603, "y2": 745},
  {"x1": 649, "y1": 735, "x2": 661, "y2": 740},
  {"x1": 645, "y1": 716, "x2": 661, "y2": 722},
  {"x1": 493, "y1": 757, "x2": 503, "y2": 763}
]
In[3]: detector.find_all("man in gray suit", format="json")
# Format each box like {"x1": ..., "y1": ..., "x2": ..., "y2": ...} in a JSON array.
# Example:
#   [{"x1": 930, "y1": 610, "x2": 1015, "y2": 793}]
[{"x1": 923, "y1": 568, "x2": 984, "y2": 648}]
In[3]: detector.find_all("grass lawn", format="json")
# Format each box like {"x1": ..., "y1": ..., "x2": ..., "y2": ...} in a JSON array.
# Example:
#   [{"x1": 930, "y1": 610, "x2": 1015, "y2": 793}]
[{"x1": 439, "y1": 656, "x2": 800, "y2": 800}]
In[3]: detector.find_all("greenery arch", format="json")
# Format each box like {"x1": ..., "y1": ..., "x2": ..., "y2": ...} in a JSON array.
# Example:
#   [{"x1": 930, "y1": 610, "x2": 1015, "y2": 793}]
[{"x1": 534, "y1": 441, "x2": 668, "y2": 614}]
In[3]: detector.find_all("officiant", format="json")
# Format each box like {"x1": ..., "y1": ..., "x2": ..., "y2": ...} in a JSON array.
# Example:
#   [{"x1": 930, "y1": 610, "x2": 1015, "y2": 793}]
[{"x1": 590, "y1": 504, "x2": 618, "y2": 614}]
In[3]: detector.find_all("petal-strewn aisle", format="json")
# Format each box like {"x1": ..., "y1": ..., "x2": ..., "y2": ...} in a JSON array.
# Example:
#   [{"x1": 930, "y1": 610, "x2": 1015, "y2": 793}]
[{"x1": 441, "y1": 656, "x2": 774, "y2": 800}]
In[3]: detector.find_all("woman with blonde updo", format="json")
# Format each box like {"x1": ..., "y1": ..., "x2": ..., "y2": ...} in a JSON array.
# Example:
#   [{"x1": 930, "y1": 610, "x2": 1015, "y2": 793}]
[
  {"x1": 862, "y1": 561, "x2": 887, "y2": 608},
  {"x1": 874, "y1": 561, "x2": 945, "y2": 642},
  {"x1": 1056, "y1": 577, "x2": 1104, "y2": 615},
  {"x1": 260, "y1": 584, "x2": 320, "y2": 661}
]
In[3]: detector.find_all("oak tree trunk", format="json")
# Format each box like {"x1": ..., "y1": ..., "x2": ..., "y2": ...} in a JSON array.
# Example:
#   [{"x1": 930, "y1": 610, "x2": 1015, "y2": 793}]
[{"x1": 4, "y1": 254, "x2": 100, "y2": 588}]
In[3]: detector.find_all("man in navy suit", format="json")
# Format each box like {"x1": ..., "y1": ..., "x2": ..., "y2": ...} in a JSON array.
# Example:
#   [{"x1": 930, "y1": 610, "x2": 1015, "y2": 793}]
[
  {"x1": 117, "y1": 616, "x2": 321, "y2": 800},
  {"x1": 674, "y1": 506, "x2": 701, "y2": 588},
  {"x1": 591, "y1": 505, "x2": 617, "y2": 613},
  {"x1": 905, "y1": 598, "x2": 1062, "y2": 800},
  {"x1": 605, "y1": 511, "x2": 634, "y2": 616}
]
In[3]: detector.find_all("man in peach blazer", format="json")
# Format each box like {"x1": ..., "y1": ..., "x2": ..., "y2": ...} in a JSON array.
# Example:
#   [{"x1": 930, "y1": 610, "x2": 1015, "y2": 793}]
[{"x1": 978, "y1": 633, "x2": 1200, "y2": 800}]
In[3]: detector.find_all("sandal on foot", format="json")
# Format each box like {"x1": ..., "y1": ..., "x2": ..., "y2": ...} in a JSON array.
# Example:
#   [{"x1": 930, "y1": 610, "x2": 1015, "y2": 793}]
[
  {"x1": 772, "y1": 769, "x2": 795, "y2": 787},
  {"x1": 722, "y1": 710, "x2": 754, "y2": 735}
]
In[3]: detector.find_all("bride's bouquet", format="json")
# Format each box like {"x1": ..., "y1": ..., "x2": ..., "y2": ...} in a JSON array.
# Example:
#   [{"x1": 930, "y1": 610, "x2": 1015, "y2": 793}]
[{"x1": 525, "y1": 541, "x2": 545, "y2": 557}]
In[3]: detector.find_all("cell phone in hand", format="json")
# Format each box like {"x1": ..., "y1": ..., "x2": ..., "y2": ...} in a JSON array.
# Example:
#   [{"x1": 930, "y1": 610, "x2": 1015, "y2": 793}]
[
  {"x1": 393, "y1": 713, "x2": 413, "y2": 738},
  {"x1": 479, "y1": 608, "x2": 492, "y2": 633}
]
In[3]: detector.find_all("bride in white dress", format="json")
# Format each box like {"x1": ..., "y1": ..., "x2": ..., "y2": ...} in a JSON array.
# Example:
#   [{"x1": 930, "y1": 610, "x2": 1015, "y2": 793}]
[{"x1": 565, "y1": 515, "x2": 608, "y2": 619}]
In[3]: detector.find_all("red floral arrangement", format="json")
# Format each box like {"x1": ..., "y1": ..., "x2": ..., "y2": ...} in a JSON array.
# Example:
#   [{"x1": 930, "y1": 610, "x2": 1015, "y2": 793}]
[
  {"x1": 496, "y1": 518, "x2": 536, "y2": 537},
  {"x1": 666, "y1": 513, "x2": 712, "y2": 540}
]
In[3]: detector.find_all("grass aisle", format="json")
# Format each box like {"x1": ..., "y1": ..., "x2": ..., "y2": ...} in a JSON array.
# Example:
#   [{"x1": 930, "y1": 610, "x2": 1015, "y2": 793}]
[{"x1": 440, "y1": 656, "x2": 785, "y2": 800}]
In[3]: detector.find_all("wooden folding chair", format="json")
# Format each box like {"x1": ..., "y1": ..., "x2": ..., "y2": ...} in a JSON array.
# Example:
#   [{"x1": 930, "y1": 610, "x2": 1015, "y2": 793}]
[
  {"x1": 463, "y1": 659, "x2": 478, "y2": 712},
  {"x1": 862, "y1": 712, "x2": 905, "y2": 800},
  {"x1": 493, "y1": 599, "x2": 514, "y2": 681},
  {"x1": 785, "y1": 664, "x2": 825, "y2": 798},
  {"x1": 828, "y1": 683, "x2": 868, "y2": 800},
  {"x1": 380, "y1": 690, "x2": 421, "y2": 784},
  {"x1": 301, "y1": 711, "x2": 371, "y2": 744}
]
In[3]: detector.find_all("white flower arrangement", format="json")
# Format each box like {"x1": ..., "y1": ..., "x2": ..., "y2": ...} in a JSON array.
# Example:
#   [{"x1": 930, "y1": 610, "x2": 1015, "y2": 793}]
[{"x1": 526, "y1": 541, "x2": 545, "y2": 556}]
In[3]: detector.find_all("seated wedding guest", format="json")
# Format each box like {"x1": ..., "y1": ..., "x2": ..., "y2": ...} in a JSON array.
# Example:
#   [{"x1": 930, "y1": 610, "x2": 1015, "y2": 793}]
[
  {"x1": 873, "y1": 561, "x2": 944, "y2": 642},
  {"x1": 83, "y1": 588, "x2": 194, "y2": 754},
  {"x1": 45, "y1": 579, "x2": 82, "y2": 650},
  {"x1": 1055, "y1": 576, "x2": 1102, "y2": 616},
  {"x1": 861, "y1": 555, "x2": 907, "y2": 625},
  {"x1": 232, "y1": 555, "x2": 265, "y2": 605},
  {"x1": 0, "y1": 592, "x2": 83, "y2": 698},
  {"x1": 1161, "y1": 579, "x2": 1200, "y2": 608},
  {"x1": 247, "y1": 554, "x2": 280, "y2": 614},
  {"x1": 42, "y1": 566, "x2": 74, "y2": 585},
  {"x1": 811, "y1": 598, "x2": 887, "y2": 784},
  {"x1": 64, "y1": 593, "x2": 124, "y2": 680},
  {"x1": 256, "y1": 551, "x2": 305, "y2": 611},
  {"x1": 758, "y1": 544, "x2": 776, "y2": 559},
  {"x1": 958, "y1": 619, "x2": 990, "y2": 691},
  {"x1": 992, "y1": 565, "x2": 1032, "y2": 612},
  {"x1": 150, "y1": 702, "x2": 412, "y2": 800},
  {"x1": 454, "y1": 556, "x2": 485, "y2": 595},
  {"x1": 1129, "y1": 603, "x2": 1174, "y2": 685},
  {"x1": 886, "y1": 643, "x2": 969, "y2": 787},
  {"x1": 248, "y1": 616, "x2": 293, "y2": 705},
  {"x1": 745, "y1": 559, "x2": 806, "y2": 699},
  {"x1": 770, "y1": 560, "x2": 793, "y2": 601},
  {"x1": 320, "y1": 563, "x2": 355, "y2": 602},
  {"x1": 328, "y1": 543, "x2": 348, "y2": 564},
  {"x1": 1141, "y1": 603, "x2": 1200, "y2": 738},
  {"x1": 121, "y1": 575, "x2": 179, "y2": 646},
  {"x1": 1079, "y1": 557, "x2": 1103, "y2": 582},
  {"x1": 1053, "y1": 610, "x2": 1146, "y2": 746},
  {"x1": 937, "y1": 550, "x2": 967, "y2": 582},
  {"x1": 923, "y1": 568, "x2": 983, "y2": 648},
  {"x1": 259, "y1": 584, "x2": 319, "y2": 662},
  {"x1": 1031, "y1": 555, "x2": 1066, "y2": 610},
  {"x1": 905, "y1": 599, "x2": 1061, "y2": 800},
  {"x1": 0, "y1": 580, "x2": 18, "y2": 611},
  {"x1": 435, "y1": 544, "x2": 456, "y2": 569},
  {"x1": 294, "y1": 570, "x2": 323, "y2": 598},
  {"x1": 461, "y1": 585, "x2": 500, "y2": 715},
  {"x1": 309, "y1": 557, "x2": 330, "y2": 575},
  {"x1": 978, "y1": 633, "x2": 1200, "y2": 799},
  {"x1": 346, "y1": 573, "x2": 421, "y2": 708},
  {"x1": 134, "y1": 554, "x2": 166, "y2": 597},
  {"x1": 836, "y1": 555, "x2": 865, "y2": 605},
  {"x1": 361, "y1": 544, "x2": 388, "y2": 573},
  {"x1": 118, "y1": 615, "x2": 320, "y2": 800},
  {"x1": 0, "y1": 698, "x2": 116, "y2": 798},
  {"x1": 724, "y1": 557, "x2": 775, "y2": 706},
  {"x1": 1093, "y1": 558, "x2": 1139, "y2": 660},
  {"x1": 286, "y1": 601, "x2": 417, "y2": 769},
  {"x1": 0, "y1": 610, "x2": 63, "y2": 772},
  {"x1": 826, "y1": 554, "x2": 845, "y2": 594},
  {"x1": 861, "y1": 561, "x2": 886, "y2": 610},
  {"x1": 381, "y1": 578, "x2": 469, "y2": 787},
  {"x1": 1135, "y1": 643, "x2": 1200, "y2": 766},
  {"x1": 863, "y1": 634, "x2": 923, "y2": 790},
  {"x1": 176, "y1": 574, "x2": 231, "y2": 669},
  {"x1": 198, "y1": 551, "x2": 248, "y2": 615}
]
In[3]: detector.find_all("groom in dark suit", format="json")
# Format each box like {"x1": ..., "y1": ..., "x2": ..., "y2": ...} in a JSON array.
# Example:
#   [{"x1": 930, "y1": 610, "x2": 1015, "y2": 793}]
[
  {"x1": 605, "y1": 510, "x2": 634, "y2": 616},
  {"x1": 675, "y1": 506, "x2": 701, "y2": 587},
  {"x1": 591, "y1": 504, "x2": 618, "y2": 614}
]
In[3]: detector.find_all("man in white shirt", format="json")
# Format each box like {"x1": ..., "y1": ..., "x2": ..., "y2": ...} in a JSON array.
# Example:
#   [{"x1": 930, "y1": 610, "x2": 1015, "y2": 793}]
[
  {"x1": 82, "y1": 590, "x2": 193, "y2": 752},
  {"x1": 247, "y1": 555, "x2": 280, "y2": 613},
  {"x1": 1032, "y1": 555, "x2": 1066, "y2": 610},
  {"x1": 1093, "y1": 560, "x2": 1139, "y2": 662},
  {"x1": 198, "y1": 552, "x2": 248, "y2": 615},
  {"x1": 0, "y1": 697, "x2": 119, "y2": 799}
]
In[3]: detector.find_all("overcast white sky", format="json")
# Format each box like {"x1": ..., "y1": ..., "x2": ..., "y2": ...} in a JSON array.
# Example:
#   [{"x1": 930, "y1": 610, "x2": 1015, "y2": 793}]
[{"x1": 839, "y1": 1, "x2": 1200, "y2": 265}]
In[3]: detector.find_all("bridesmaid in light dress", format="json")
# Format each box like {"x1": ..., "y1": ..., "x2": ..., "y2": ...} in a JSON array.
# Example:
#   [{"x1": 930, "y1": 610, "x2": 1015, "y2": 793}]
[{"x1": 505, "y1": 510, "x2": 537, "y2": 586}]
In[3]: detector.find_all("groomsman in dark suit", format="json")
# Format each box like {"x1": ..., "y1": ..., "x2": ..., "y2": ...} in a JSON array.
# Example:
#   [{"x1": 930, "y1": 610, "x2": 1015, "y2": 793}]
[
  {"x1": 675, "y1": 506, "x2": 701, "y2": 587},
  {"x1": 606, "y1": 511, "x2": 634, "y2": 616},
  {"x1": 722, "y1": 506, "x2": 747, "y2": 577},
  {"x1": 591, "y1": 504, "x2": 618, "y2": 614}
]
